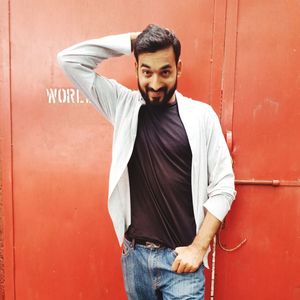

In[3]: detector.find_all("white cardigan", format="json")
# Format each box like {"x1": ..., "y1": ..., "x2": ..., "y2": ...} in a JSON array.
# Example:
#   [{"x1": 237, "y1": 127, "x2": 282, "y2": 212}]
[{"x1": 57, "y1": 33, "x2": 236, "y2": 267}]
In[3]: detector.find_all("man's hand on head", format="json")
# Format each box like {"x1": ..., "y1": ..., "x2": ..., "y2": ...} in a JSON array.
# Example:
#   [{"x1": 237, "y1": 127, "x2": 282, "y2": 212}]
[{"x1": 130, "y1": 32, "x2": 141, "y2": 51}]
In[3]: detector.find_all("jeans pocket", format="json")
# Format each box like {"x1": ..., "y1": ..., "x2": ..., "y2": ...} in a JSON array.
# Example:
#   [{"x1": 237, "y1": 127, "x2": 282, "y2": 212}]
[
  {"x1": 171, "y1": 249, "x2": 178, "y2": 258},
  {"x1": 122, "y1": 239, "x2": 133, "y2": 257},
  {"x1": 167, "y1": 248, "x2": 178, "y2": 265}
]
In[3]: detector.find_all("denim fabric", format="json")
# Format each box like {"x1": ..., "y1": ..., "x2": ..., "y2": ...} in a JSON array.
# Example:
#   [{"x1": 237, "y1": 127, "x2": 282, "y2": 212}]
[{"x1": 121, "y1": 238, "x2": 205, "y2": 300}]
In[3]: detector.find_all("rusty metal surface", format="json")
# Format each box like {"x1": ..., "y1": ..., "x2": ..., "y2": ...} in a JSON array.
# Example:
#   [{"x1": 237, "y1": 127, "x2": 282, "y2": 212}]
[
  {"x1": 0, "y1": 0, "x2": 14, "y2": 299},
  {"x1": 2, "y1": 1, "x2": 217, "y2": 299},
  {"x1": 216, "y1": 1, "x2": 300, "y2": 299},
  {"x1": 1, "y1": 1, "x2": 300, "y2": 299},
  {"x1": 0, "y1": 155, "x2": 5, "y2": 300}
]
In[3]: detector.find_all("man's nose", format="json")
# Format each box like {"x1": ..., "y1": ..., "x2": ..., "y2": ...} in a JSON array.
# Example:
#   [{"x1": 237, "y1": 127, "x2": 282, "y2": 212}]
[{"x1": 149, "y1": 75, "x2": 163, "y2": 91}]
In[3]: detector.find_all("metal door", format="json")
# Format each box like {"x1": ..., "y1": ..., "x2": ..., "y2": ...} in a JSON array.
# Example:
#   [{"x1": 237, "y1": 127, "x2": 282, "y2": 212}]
[
  {"x1": 1, "y1": 1, "x2": 299, "y2": 299},
  {"x1": 1, "y1": 1, "x2": 219, "y2": 299},
  {"x1": 215, "y1": 1, "x2": 300, "y2": 299}
]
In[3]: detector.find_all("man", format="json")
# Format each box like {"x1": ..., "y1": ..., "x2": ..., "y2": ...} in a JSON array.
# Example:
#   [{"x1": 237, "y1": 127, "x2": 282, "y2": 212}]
[{"x1": 57, "y1": 24, "x2": 236, "y2": 299}]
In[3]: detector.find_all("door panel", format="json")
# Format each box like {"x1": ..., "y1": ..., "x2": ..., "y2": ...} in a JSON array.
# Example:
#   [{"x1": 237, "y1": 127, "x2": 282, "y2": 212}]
[
  {"x1": 3, "y1": 1, "x2": 299, "y2": 299},
  {"x1": 216, "y1": 1, "x2": 300, "y2": 299},
  {"x1": 7, "y1": 1, "x2": 218, "y2": 299}
]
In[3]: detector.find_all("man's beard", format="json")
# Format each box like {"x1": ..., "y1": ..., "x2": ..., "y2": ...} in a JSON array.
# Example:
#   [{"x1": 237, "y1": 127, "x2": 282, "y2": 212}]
[{"x1": 138, "y1": 79, "x2": 177, "y2": 106}]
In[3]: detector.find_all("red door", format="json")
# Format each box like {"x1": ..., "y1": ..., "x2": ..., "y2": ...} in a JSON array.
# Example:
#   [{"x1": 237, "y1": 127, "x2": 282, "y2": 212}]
[
  {"x1": 215, "y1": 1, "x2": 300, "y2": 299},
  {"x1": 1, "y1": 1, "x2": 219, "y2": 299},
  {"x1": 1, "y1": 1, "x2": 299, "y2": 300}
]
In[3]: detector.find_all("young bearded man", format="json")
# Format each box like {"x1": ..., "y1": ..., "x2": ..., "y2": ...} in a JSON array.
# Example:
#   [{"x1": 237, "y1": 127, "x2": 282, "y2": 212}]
[{"x1": 57, "y1": 24, "x2": 236, "y2": 300}]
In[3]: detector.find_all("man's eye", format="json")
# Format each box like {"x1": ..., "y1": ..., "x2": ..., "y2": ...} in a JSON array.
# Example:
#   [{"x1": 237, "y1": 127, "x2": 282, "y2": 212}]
[
  {"x1": 161, "y1": 70, "x2": 171, "y2": 77},
  {"x1": 142, "y1": 70, "x2": 152, "y2": 76}
]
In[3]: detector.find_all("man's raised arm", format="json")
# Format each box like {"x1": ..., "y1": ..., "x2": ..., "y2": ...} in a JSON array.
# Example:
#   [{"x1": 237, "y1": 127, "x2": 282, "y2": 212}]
[{"x1": 57, "y1": 33, "x2": 136, "y2": 123}]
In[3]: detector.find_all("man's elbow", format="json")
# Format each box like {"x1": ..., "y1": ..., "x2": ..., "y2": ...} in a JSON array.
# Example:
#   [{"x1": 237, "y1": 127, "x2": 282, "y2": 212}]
[{"x1": 57, "y1": 51, "x2": 66, "y2": 68}]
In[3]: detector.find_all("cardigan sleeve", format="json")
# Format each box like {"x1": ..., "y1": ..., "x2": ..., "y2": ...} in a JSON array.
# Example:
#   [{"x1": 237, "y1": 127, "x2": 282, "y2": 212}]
[
  {"x1": 203, "y1": 107, "x2": 237, "y2": 221},
  {"x1": 57, "y1": 33, "x2": 132, "y2": 124}
]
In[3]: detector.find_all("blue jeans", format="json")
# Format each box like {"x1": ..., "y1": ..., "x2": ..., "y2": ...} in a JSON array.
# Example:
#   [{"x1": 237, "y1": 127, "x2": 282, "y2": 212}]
[{"x1": 121, "y1": 238, "x2": 205, "y2": 300}]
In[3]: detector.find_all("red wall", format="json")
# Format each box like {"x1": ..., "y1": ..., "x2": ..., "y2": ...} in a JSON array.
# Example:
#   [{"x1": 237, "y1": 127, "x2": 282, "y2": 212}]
[{"x1": 1, "y1": 1, "x2": 299, "y2": 299}]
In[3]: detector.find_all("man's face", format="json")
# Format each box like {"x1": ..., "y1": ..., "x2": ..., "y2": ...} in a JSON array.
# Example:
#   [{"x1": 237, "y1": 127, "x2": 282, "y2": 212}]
[{"x1": 136, "y1": 47, "x2": 182, "y2": 106}]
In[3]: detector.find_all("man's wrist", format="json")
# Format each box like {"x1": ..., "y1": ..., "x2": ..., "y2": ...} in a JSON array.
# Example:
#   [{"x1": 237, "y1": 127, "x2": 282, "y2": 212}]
[
  {"x1": 130, "y1": 32, "x2": 141, "y2": 52},
  {"x1": 190, "y1": 241, "x2": 209, "y2": 254}
]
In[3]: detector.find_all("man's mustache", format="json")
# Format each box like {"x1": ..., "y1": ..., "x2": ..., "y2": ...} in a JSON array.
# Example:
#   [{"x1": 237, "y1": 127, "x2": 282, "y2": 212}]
[{"x1": 146, "y1": 87, "x2": 167, "y2": 93}]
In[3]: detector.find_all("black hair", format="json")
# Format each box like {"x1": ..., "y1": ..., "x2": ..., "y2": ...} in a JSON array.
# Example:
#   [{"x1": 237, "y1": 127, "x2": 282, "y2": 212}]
[{"x1": 133, "y1": 24, "x2": 181, "y2": 64}]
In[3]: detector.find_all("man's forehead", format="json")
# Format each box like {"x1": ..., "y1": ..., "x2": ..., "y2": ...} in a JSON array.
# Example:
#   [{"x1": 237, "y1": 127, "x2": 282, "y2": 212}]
[{"x1": 137, "y1": 47, "x2": 176, "y2": 68}]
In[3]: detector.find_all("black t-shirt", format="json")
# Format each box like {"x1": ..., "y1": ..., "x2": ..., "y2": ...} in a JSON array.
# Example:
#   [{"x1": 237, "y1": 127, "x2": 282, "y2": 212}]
[{"x1": 126, "y1": 102, "x2": 196, "y2": 249}]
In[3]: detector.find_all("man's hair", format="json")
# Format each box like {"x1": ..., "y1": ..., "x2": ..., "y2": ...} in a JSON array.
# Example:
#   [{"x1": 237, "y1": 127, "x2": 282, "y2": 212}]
[{"x1": 133, "y1": 24, "x2": 181, "y2": 64}]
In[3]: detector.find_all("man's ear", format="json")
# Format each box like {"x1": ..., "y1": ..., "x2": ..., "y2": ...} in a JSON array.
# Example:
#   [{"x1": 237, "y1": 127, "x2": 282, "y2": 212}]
[
  {"x1": 135, "y1": 61, "x2": 138, "y2": 78},
  {"x1": 177, "y1": 60, "x2": 182, "y2": 77}
]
